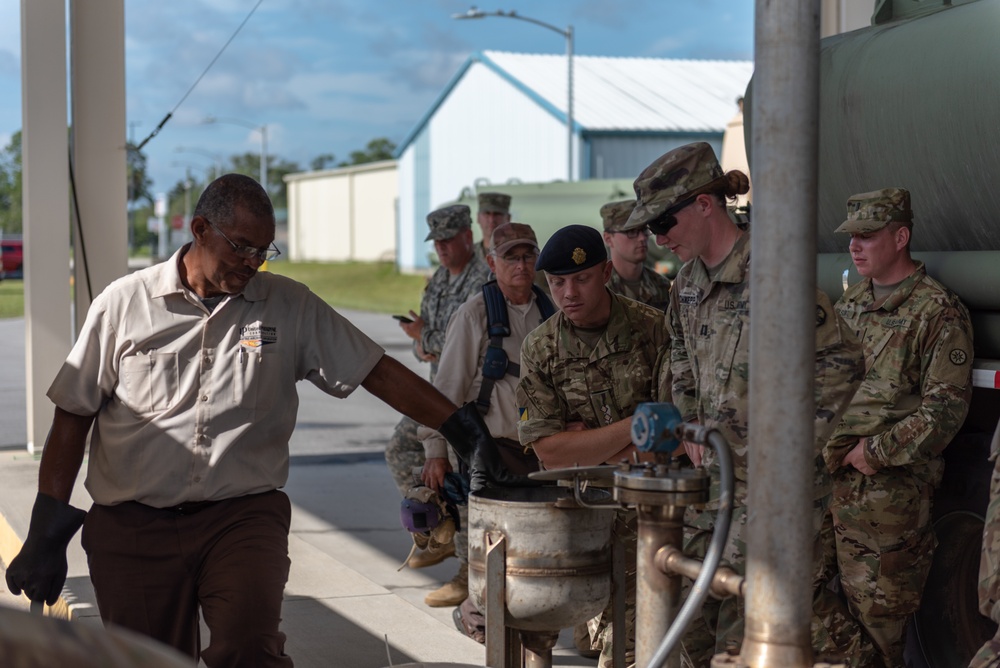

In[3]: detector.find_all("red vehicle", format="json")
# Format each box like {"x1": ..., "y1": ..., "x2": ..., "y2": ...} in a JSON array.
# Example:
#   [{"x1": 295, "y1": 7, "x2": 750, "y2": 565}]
[{"x1": 1, "y1": 238, "x2": 23, "y2": 279}]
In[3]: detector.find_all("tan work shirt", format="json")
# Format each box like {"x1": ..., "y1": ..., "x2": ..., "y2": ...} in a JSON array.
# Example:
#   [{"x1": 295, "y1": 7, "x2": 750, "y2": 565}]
[
  {"x1": 47, "y1": 247, "x2": 385, "y2": 507},
  {"x1": 418, "y1": 291, "x2": 545, "y2": 458}
]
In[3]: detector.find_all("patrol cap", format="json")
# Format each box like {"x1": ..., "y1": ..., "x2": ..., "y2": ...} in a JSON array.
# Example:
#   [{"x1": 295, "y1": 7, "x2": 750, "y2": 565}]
[
  {"x1": 623, "y1": 142, "x2": 725, "y2": 231},
  {"x1": 600, "y1": 199, "x2": 637, "y2": 232},
  {"x1": 425, "y1": 204, "x2": 472, "y2": 241},
  {"x1": 535, "y1": 224, "x2": 607, "y2": 275},
  {"x1": 835, "y1": 187, "x2": 913, "y2": 234},
  {"x1": 490, "y1": 222, "x2": 539, "y2": 257},
  {"x1": 478, "y1": 192, "x2": 511, "y2": 215}
]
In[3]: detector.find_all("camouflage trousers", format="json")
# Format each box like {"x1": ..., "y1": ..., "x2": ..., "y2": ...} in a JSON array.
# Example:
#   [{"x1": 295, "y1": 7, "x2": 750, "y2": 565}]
[
  {"x1": 681, "y1": 496, "x2": 876, "y2": 668},
  {"x1": 385, "y1": 417, "x2": 426, "y2": 497},
  {"x1": 972, "y1": 456, "x2": 1000, "y2": 668},
  {"x1": 589, "y1": 510, "x2": 637, "y2": 668},
  {"x1": 386, "y1": 416, "x2": 468, "y2": 565},
  {"x1": 831, "y1": 468, "x2": 936, "y2": 667}
]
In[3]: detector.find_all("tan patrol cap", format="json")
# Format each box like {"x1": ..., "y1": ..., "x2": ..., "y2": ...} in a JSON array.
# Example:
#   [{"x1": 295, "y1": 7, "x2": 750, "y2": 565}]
[
  {"x1": 600, "y1": 199, "x2": 637, "y2": 232},
  {"x1": 490, "y1": 222, "x2": 539, "y2": 257},
  {"x1": 835, "y1": 187, "x2": 913, "y2": 234},
  {"x1": 477, "y1": 192, "x2": 511, "y2": 215},
  {"x1": 425, "y1": 204, "x2": 472, "y2": 241},
  {"x1": 623, "y1": 142, "x2": 724, "y2": 231}
]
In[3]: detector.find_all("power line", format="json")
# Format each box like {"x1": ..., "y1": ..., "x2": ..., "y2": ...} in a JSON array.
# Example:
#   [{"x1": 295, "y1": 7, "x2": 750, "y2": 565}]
[{"x1": 135, "y1": 0, "x2": 265, "y2": 151}]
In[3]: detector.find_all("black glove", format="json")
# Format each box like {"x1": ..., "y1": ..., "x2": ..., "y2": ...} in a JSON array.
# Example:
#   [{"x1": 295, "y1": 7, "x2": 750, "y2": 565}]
[
  {"x1": 438, "y1": 403, "x2": 541, "y2": 492},
  {"x1": 5, "y1": 492, "x2": 87, "y2": 606}
]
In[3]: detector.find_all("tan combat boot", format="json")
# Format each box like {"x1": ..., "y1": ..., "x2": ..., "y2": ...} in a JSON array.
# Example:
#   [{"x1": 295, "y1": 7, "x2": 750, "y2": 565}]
[
  {"x1": 424, "y1": 562, "x2": 468, "y2": 607},
  {"x1": 406, "y1": 536, "x2": 455, "y2": 569}
]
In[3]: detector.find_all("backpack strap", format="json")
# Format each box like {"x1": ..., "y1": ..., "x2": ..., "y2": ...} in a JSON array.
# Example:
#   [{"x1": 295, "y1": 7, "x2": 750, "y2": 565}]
[{"x1": 475, "y1": 282, "x2": 556, "y2": 415}]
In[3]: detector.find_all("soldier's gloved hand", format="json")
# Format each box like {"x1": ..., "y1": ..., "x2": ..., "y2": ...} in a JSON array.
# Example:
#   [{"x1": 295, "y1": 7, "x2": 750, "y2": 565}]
[
  {"x1": 438, "y1": 403, "x2": 541, "y2": 492},
  {"x1": 5, "y1": 492, "x2": 87, "y2": 606}
]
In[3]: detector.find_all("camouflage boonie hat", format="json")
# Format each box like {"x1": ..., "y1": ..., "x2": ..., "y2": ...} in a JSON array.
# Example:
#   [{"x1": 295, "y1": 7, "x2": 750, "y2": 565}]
[
  {"x1": 623, "y1": 142, "x2": 724, "y2": 231},
  {"x1": 478, "y1": 192, "x2": 511, "y2": 214},
  {"x1": 835, "y1": 187, "x2": 913, "y2": 234},
  {"x1": 490, "y1": 222, "x2": 539, "y2": 257},
  {"x1": 425, "y1": 204, "x2": 472, "y2": 241},
  {"x1": 535, "y1": 224, "x2": 607, "y2": 275},
  {"x1": 600, "y1": 199, "x2": 637, "y2": 232}
]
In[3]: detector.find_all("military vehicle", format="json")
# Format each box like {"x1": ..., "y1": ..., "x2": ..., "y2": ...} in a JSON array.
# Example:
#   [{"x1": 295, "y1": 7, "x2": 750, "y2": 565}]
[{"x1": 747, "y1": 0, "x2": 1000, "y2": 665}]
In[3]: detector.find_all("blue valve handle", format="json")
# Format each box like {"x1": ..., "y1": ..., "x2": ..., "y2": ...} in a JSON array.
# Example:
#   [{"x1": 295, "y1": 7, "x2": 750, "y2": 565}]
[{"x1": 631, "y1": 402, "x2": 683, "y2": 453}]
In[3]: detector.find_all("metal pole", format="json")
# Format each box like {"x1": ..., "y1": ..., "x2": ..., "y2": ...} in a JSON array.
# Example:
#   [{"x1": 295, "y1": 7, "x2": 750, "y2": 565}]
[
  {"x1": 636, "y1": 505, "x2": 684, "y2": 667},
  {"x1": 566, "y1": 25, "x2": 574, "y2": 182},
  {"x1": 744, "y1": 1, "x2": 821, "y2": 666}
]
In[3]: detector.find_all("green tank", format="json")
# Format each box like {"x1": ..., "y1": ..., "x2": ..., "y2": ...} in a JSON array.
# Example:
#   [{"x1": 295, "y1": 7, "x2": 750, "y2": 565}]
[{"x1": 746, "y1": 2, "x2": 1000, "y2": 666}]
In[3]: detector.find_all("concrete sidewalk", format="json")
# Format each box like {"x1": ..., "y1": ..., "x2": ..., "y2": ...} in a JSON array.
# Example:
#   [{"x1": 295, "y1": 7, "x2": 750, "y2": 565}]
[{"x1": 0, "y1": 313, "x2": 593, "y2": 667}]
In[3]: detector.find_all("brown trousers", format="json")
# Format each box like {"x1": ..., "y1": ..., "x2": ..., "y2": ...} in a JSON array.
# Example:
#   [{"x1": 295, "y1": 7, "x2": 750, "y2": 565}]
[{"x1": 81, "y1": 490, "x2": 293, "y2": 667}]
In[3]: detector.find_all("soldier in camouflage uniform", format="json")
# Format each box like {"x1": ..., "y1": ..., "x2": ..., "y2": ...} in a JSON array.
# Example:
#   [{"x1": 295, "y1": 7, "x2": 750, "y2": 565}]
[
  {"x1": 517, "y1": 224, "x2": 669, "y2": 667},
  {"x1": 825, "y1": 187, "x2": 974, "y2": 667},
  {"x1": 622, "y1": 142, "x2": 875, "y2": 667},
  {"x1": 601, "y1": 199, "x2": 671, "y2": 311},
  {"x1": 387, "y1": 204, "x2": 491, "y2": 580},
  {"x1": 473, "y1": 192, "x2": 512, "y2": 263},
  {"x1": 972, "y1": 450, "x2": 1000, "y2": 668}
]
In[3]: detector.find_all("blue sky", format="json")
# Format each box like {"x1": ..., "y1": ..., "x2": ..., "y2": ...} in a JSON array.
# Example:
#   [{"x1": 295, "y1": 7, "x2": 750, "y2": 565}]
[{"x1": 0, "y1": 1, "x2": 754, "y2": 196}]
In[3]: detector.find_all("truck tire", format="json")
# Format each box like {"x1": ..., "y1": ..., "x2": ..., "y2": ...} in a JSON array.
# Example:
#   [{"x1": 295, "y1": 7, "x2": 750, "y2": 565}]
[{"x1": 908, "y1": 432, "x2": 998, "y2": 667}]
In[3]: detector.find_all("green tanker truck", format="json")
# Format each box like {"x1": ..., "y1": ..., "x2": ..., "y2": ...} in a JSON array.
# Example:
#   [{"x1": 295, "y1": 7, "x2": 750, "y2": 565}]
[{"x1": 747, "y1": 1, "x2": 1000, "y2": 665}]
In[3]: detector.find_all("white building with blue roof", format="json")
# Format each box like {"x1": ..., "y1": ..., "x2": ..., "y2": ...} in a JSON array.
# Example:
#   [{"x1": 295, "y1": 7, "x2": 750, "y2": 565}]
[{"x1": 395, "y1": 50, "x2": 753, "y2": 271}]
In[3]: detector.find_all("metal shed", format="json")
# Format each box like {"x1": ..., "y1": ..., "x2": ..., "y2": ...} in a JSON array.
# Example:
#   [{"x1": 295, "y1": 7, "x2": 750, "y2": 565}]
[{"x1": 395, "y1": 50, "x2": 753, "y2": 271}]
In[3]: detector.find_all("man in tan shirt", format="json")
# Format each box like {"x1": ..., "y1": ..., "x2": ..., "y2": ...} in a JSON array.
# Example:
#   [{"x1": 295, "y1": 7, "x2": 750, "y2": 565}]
[
  {"x1": 5, "y1": 174, "x2": 499, "y2": 667},
  {"x1": 417, "y1": 223, "x2": 553, "y2": 614}
]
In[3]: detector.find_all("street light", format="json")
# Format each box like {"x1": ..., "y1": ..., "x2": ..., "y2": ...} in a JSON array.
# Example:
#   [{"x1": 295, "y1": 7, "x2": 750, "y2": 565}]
[
  {"x1": 175, "y1": 146, "x2": 224, "y2": 180},
  {"x1": 453, "y1": 7, "x2": 574, "y2": 181},
  {"x1": 201, "y1": 116, "x2": 268, "y2": 190}
]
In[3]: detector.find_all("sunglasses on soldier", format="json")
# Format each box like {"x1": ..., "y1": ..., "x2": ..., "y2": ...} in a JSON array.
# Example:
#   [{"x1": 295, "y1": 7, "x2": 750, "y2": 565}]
[{"x1": 647, "y1": 195, "x2": 698, "y2": 236}]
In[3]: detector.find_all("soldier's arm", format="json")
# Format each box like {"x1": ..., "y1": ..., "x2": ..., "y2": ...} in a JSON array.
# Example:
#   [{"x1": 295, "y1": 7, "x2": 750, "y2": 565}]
[
  {"x1": 865, "y1": 313, "x2": 974, "y2": 470},
  {"x1": 667, "y1": 287, "x2": 697, "y2": 420},
  {"x1": 530, "y1": 420, "x2": 637, "y2": 469},
  {"x1": 417, "y1": 305, "x2": 482, "y2": 459},
  {"x1": 815, "y1": 294, "x2": 865, "y2": 471}
]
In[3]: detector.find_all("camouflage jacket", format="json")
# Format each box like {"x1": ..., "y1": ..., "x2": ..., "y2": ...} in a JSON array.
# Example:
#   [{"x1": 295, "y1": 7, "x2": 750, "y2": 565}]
[
  {"x1": 668, "y1": 232, "x2": 864, "y2": 503},
  {"x1": 825, "y1": 262, "x2": 973, "y2": 481},
  {"x1": 606, "y1": 265, "x2": 671, "y2": 312},
  {"x1": 417, "y1": 256, "x2": 491, "y2": 377},
  {"x1": 516, "y1": 292, "x2": 669, "y2": 446}
]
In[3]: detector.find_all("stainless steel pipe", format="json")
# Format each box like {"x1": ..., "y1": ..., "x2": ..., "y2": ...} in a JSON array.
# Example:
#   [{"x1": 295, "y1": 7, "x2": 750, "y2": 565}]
[{"x1": 745, "y1": 1, "x2": 821, "y2": 665}]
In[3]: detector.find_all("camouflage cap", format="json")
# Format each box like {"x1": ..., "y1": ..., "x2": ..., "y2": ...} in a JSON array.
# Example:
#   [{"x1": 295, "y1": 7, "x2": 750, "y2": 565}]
[
  {"x1": 600, "y1": 199, "x2": 638, "y2": 232},
  {"x1": 490, "y1": 222, "x2": 539, "y2": 257},
  {"x1": 425, "y1": 204, "x2": 472, "y2": 241},
  {"x1": 478, "y1": 192, "x2": 511, "y2": 215},
  {"x1": 535, "y1": 224, "x2": 607, "y2": 275},
  {"x1": 835, "y1": 187, "x2": 913, "y2": 234},
  {"x1": 622, "y1": 142, "x2": 724, "y2": 231}
]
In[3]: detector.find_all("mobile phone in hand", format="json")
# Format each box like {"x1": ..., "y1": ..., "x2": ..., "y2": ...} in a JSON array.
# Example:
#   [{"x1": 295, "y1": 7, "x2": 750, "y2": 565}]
[{"x1": 393, "y1": 314, "x2": 414, "y2": 324}]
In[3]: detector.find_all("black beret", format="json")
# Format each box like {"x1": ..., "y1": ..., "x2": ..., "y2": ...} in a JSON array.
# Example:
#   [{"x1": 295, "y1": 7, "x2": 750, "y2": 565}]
[{"x1": 535, "y1": 224, "x2": 607, "y2": 275}]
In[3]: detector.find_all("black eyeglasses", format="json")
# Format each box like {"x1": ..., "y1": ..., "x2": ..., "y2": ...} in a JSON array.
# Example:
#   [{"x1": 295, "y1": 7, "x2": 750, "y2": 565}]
[
  {"x1": 613, "y1": 228, "x2": 650, "y2": 240},
  {"x1": 647, "y1": 196, "x2": 698, "y2": 236},
  {"x1": 206, "y1": 219, "x2": 281, "y2": 263}
]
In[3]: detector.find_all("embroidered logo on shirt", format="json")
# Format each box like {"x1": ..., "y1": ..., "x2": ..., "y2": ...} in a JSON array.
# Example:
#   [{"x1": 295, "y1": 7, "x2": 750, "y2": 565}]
[
  {"x1": 240, "y1": 322, "x2": 277, "y2": 348},
  {"x1": 950, "y1": 349, "x2": 968, "y2": 365},
  {"x1": 518, "y1": 407, "x2": 528, "y2": 421}
]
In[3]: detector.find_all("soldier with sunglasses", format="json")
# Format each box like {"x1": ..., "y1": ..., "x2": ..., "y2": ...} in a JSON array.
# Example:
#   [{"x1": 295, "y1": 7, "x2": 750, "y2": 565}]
[
  {"x1": 621, "y1": 143, "x2": 875, "y2": 666},
  {"x1": 601, "y1": 199, "x2": 671, "y2": 312}
]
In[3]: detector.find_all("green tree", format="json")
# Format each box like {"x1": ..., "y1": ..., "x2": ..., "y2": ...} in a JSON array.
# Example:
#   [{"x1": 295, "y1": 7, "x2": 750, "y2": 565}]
[
  {"x1": 0, "y1": 131, "x2": 23, "y2": 234},
  {"x1": 310, "y1": 153, "x2": 337, "y2": 171},
  {"x1": 341, "y1": 137, "x2": 396, "y2": 167}
]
